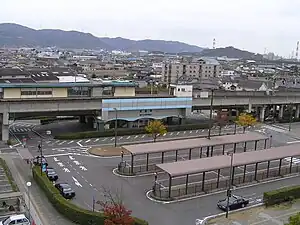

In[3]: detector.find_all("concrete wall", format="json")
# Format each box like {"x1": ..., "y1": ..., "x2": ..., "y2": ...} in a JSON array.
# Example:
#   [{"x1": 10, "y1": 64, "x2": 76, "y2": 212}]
[
  {"x1": 3, "y1": 88, "x2": 21, "y2": 99},
  {"x1": 114, "y1": 87, "x2": 135, "y2": 97}
]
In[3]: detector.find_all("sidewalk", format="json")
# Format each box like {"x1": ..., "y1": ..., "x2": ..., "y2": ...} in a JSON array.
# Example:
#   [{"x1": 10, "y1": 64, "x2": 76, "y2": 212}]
[
  {"x1": 207, "y1": 200, "x2": 300, "y2": 225},
  {"x1": 2, "y1": 155, "x2": 75, "y2": 225}
]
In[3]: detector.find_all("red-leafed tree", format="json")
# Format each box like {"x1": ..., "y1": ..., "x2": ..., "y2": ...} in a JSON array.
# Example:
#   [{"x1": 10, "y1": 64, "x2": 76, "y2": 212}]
[{"x1": 97, "y1": 186, "x2": 134, "y2": 225}]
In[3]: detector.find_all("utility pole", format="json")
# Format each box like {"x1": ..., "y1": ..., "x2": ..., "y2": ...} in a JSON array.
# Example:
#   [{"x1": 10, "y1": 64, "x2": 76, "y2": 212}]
[
  {"x1": 114, "y1": 108, "x2": 118, "y2": 147},
  {"x1": 208, "y1": 89, "x2": 214, "y2": 139},
  {"x1": 226, "y1": 152, "x2": 234, "y2": 218}
]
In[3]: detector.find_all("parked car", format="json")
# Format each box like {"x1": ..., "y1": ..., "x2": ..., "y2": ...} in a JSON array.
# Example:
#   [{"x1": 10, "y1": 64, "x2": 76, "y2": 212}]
[
  {"x1": 0, "y1": 214, "x2": 30, "y2": 225},
  {"x1": 55, "y1": 183, "x2": 76, "y2": 199},
  {"x1": 217, "y1": 195, "x2": 249, "y2": 211},
  {"x1": 46, "y1": 167, "x2": 58, "y2": 181},
  {"x1": 33, "y1": 156, "x2": 48, "y2": 166}
]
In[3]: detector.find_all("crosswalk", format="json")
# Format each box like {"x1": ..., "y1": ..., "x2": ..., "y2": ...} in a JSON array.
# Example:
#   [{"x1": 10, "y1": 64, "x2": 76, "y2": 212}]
[
  {"x1": 262, "y1": 125, "x2": 288, "y2": 133},
  {"x1": 9, "y1": 122, "x2": 35, "y2": 133},
  {"x1": 44, "y1": 146, "x2": 91, "y2": 157},
  {"x1": 284, "y1": 157, "x2": 300, "y2": 164}
]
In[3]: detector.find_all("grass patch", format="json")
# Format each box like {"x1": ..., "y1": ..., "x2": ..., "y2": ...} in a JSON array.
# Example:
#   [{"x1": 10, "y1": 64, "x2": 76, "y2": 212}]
[{"x1": 0, "y1": 158, "x2": 19, "y2": 192}]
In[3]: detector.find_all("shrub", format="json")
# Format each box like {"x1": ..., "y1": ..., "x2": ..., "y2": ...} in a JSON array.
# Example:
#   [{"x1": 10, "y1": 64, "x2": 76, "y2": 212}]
[
  {"x1": 287, "y1": 212, "x2": 300, "y2": 225},
  {"x1": 32, "y1": 166, "x2": 148, "y2": 225},
  {"x1": 0, "y1": 158, "x2": 18, "y2": 192},
  {"x1": 263, "y1": 185, "x2": 300, "y2": 206},
  {"x1": 55, "y1": 123, "x2": 211, "y2": 140}
]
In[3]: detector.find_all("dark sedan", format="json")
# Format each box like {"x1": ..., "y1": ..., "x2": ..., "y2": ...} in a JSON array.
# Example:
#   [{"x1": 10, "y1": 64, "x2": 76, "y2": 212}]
[
  {"x1": 217, "y1": 195, "x2": 249, "y2": 211},
  {"x1": 55, "y1": 183, "x2": 76, "y2": 199},
  {"x1": 46, "y1": 167, "x2": 58, "y2": 181}
]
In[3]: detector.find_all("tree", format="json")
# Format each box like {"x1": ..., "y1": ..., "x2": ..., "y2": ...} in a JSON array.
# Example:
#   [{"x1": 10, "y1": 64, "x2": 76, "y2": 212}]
[
  {"x1": 236, "y1": 113, "x2": 257, "y2": 133},
  {"x1": 96, "y1": 187, "x2": 134, "y2": 225},
  {"x1": 145, "y1": 120, "x2": 167, "y2": 142},
  {"x1": 216, "y1": 110, "x2": 228, "y2": 135},
  {"x1": 286, "y1": 213, "x2": 300, "y2": 225}
]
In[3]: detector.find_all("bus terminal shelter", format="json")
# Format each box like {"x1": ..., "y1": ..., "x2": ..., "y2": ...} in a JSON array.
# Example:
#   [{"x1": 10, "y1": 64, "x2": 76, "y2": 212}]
[
  {"x1": 152, "y1": 143, "x2": 300, "y2": 200},
  {"x1": 118, "y1": 132, "x2": 268, "y2": 175}
]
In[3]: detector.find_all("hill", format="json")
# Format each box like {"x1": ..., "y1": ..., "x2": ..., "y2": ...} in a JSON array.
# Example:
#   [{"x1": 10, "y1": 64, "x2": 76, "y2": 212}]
[{"x1": 0, "y1": 23, "x2": 203, "y2": 53}]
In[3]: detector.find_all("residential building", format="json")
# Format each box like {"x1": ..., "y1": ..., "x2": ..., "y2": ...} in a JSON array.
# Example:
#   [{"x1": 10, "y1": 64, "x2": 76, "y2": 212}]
[{"x1": 162, "y1": 58, "x2": 222, "y2": 85}]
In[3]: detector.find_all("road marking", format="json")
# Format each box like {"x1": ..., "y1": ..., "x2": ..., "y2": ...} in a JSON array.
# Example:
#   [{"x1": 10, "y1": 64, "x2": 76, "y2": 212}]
[
  {"x1": 69, "y1": 156, "x2": 75, "y2": 160},
  {"x1": 190, "y1": 131, "x2": 193, "y2": 134},
  {"x1": 126, "y1": 136, "x2": 131, "y2": 139},
  {"x1": 163, "y1": 133, "x2": 166, "y2": 136},
  {"x1": 57, "y1": 162, "x2": 64, "y2": 167},
  {"x1": 72, "y1": 176, "x2": 82, "y2": 187},
  {"x1": 110, "y1": 137, "x2": 115, "y2": 141},
  {"x1": 134, "y1": 135, "x2": 139, "y2": 139},
  {"x1": 53, "y1": 157, "x2": 59, "y2": 162},
  {"x1": 119, "y1": 137, "x2": 123, "y2": 140},
  {"x1": 202, "y1": 130, "x2": 205, "y2": 132},
  {"x1": 73, "y1": 161, "x2": 80, "y2": 166},
  {"x1": 176, "y1": 132, "x2": 180, "y2": 135},
  {"x1": 287, "y1": 140, "x2": 300, "y2": 144},
  {"x1": 58, "y1": 141, "x2": 66, "y2": 145},
  {"x1": 169, "y1": 133, "x2": 173, "y2": 136},
  {"x1": 183, "y1": 131, "x2": 186, "y2": 134},
  {"x1": 45, "y1": 141, "x2": 51, "y2": 144},
  {"x1": 85, "y1": 139, "x2": 91, "y2": 143},
  {"x1": 63, "y1": 168, "x2": 70, "y2": 173},
  {"x1": 77, "y1": 140, "x2": 83, "y2": 147},
  {"x1": 44, "y1": 153, "x2": 70, "y2": 157},
  {"x1": 80, "y1": 166, "x2": 87, "y2": 171},
  {"x1": 94, "y1": 139, "x2": 99, "y2": 142},
  {"x1": 89, "y1": 183, "x2": 93, "y2": 187},
  {"x1": 54, "y1": 140, "x2": 60, "y2": 144},
  {"x1": 196, "y1": 130, "x2": 199, "y2": 133},
  {"x1": 142, "y1": 135, "x2": 146, "y2": 138},
  {"x1": 67, "y1": 141, "x2": 74, "y2": 144}
]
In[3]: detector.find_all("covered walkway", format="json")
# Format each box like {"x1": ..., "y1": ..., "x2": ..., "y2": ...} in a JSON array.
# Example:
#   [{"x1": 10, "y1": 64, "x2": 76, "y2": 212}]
[
  {"x1": 119, "y1": 132, "x2": 269, "y2": 175},
  {"x1": 153, "y1": 143, "x2": 300, "y2": 200}
]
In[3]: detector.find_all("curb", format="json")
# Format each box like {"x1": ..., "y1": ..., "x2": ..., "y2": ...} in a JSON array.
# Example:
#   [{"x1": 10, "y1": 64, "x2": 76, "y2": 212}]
[
  {"x1": 144, "y1": 173, "x2": 300, "y2": 204},
  {"x1": 198, "y1": 202, "x2": 264, "y2": 224}
]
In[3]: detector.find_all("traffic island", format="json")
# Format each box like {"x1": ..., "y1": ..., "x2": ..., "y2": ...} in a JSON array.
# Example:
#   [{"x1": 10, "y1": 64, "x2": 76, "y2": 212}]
[{"x1": 88, "y1": 146, "x2": 129, "y2": 157}]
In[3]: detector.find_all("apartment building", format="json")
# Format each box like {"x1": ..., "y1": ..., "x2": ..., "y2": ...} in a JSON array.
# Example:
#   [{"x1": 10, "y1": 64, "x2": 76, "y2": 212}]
[{"x1": 162, "y1": 58, "x2": 222, "y2": 84}]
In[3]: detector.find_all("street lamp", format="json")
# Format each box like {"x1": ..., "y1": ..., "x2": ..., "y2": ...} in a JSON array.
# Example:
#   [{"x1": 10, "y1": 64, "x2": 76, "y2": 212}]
[
  {"x1": 208, "y1": 89, "x2": 214, "y2": 139},
  {"x1": 226, "y1": 152, "x2": 234, "y2": 218},
  {"x1": 114, "y1": 108, "x2": 118, "y2": 147},
  {"x1": 26, "y1": 181, "x2": 32, "y2": 223},
  {"x1": 289, "y1": 102, "x2": 292, "y2": 132}
]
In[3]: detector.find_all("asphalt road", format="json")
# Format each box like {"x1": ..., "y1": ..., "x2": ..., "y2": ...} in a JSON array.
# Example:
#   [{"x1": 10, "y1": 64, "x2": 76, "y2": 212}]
[
  {"x1": 9, "y1": 122, "x2": 300, "y2": 225},
  {"x1": 45, "y1": 153, "x2": 300, "y2": 225}
]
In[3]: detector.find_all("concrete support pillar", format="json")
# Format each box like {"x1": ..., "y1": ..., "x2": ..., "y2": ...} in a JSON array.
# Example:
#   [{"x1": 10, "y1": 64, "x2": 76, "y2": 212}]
[
  {"x1": 79, "y1": 116, "x2": 86, "y2": 123},
  {"x1": 128, "y1": 122, "x2": 134, "y2": 128},
  {"x1": 260, "y1": 106, "x2": 266, "y2": 122},
  {"x1": 279, "y1": 105, "x2": 284, "y2": 119},
  {"x1": 296, "y1": 105, "x2": 300, "y2": 119},
  {"x1": 2, "y1": 112, "x2": 9, "y2": 141},
  {"x1": 247, "y1": 103, "x2": 252, "y2": 113}
]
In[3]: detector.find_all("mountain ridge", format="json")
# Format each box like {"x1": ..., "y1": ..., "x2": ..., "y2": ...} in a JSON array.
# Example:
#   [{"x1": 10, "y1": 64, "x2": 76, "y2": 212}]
[{"x1": 0, "y1": 23, "x2": 262, "y2": 59}]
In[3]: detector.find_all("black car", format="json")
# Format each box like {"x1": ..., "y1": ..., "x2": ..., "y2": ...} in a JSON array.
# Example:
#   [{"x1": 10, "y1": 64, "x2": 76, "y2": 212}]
[
  {"x1": 33, "y1": 156, "x2": 48, "y2": 166},
  {"x1": 55, "y1": 183, "x2": 75, "y2": 199},
  {"x1": 217, "y1": 195, "x2": 249, "y2": 211},
  {"x1": 46, "y1": 167, "x2": 58, "y2": 181}
]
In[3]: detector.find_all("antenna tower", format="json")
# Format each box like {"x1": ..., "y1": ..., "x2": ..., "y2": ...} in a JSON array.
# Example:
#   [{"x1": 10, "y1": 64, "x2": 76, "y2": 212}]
[
  {"x1": 296, "y1": 41, "x2": 299, "y2": 60},
  {"x1": 213, "y1": 38, "x2": 216, "y2": 49}
]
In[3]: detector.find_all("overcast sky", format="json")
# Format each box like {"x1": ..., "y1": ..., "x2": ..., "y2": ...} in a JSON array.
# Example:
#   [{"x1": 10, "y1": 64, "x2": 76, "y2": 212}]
[{"x1": 1, "y1": 0, "x2": 300, "y2": 56}]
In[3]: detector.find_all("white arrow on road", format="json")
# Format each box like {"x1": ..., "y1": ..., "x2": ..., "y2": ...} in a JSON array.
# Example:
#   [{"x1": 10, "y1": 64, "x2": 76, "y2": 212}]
[
  {"x1": 73, "y1": 161, "x2": 80, "y2": 166},
  {"x1": 63, "y1": 168, "x2": 70, "y2": 173},
  {"x1": 69, "y1": 156, "x2": 75, "y2": 160},
  {"x1": 72, "y1": 176, "x2": 82, "y2": 187},
  {"x1": 53, "y1": 157, "x2": 59, "y2": 162},
  {"x1": 57, "y1": 162, "x2": 64, "y2": 167},
  {"x1": 79, "y1": 166, "x2": 87, "y2": 171}
]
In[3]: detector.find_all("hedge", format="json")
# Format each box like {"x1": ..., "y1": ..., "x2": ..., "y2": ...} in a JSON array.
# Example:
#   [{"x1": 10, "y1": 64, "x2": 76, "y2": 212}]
[
  {"x1": 263, "y1": 185, "x2": 300, "y2": 206},
  {"x1": 55, "y1": 123, "x2": 212, "y2": 140},
  {"x1": 0, "y1": 158, "x2": 19, "y2": 192},
  {"x1": 32, "y1": 166, "x2": 148, "y2": 225},
  {"x1": 287, "y1": 212, "x2": 300, "y2": 225}
]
